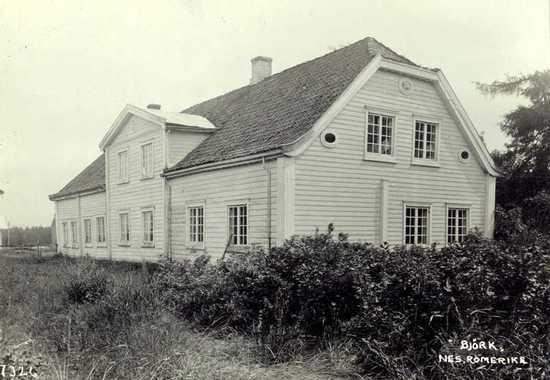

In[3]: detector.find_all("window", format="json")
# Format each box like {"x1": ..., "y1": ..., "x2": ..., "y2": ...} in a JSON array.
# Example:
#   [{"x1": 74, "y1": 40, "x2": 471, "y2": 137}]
[
  {"x1": 367, "y1": 112, "x2": 394, "y2": 155},
  {"x1": 62, "y1": 222, "x2": 68, "y2": 247},
  {"x1": 141, "y1": 143, "x2": 153, "y2": 178},
  {"x1": 96, "y1": 216, "x2": 106, "y2": 243},
  {"x1": 447, "y1": 208, "x2": 468, "y2": 244},
  {"x1": 120, "y1": 213, "x2": 129, "y2": 244},
  {"x1": 320, "y1": 130, "x2": 337, "y2": 148},
  {"x1": 142, "y1": 210, "x2": 154, "y2": 245},
  {"x1": 228, "y1": 205, "x2": 248, "y2": 245},
  {"x1": 189, "y1": 206, "x2": 204, "y2": 243},
  {"x1": 414, "y1": 121, "x2": 437, "y2": 160},
  {"x1": 84, "y1": 219, "x2": 92, "y2": 244},
  {"x1": 118, "y1": 150, "x2": 128, "y2": 182},
  {"x1": 70, "y1": 221, "x2": 78, "y2": 247},
  {"x1": 404, "y1": 206, "x2": 430, "y2": 245}
]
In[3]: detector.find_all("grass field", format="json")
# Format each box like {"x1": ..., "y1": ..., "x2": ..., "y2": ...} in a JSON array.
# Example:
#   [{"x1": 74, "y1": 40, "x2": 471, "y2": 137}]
[{"x1": 0, "y1": 249, "x2": 359, "y2": 379}]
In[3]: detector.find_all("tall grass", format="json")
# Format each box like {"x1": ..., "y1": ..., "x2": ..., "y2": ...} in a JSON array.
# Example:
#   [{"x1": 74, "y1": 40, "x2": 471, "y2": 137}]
[{"x1": 0, "y1": 252, "x2": 356, "y2": 379}]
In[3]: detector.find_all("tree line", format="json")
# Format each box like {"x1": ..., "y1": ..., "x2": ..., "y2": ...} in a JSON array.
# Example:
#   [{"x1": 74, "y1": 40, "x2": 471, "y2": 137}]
[{"x1": 1, "y1": 226, "x2": 52, "y2": 246}]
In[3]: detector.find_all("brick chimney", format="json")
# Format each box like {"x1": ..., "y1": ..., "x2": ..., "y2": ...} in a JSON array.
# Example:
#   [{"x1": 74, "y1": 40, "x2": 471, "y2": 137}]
[
  {"x1": 250, "y1": 56, "x2": 272, "y2": 85},
  {"x1": 147, "y1": 104, "x2": 161, "y2": 110}
]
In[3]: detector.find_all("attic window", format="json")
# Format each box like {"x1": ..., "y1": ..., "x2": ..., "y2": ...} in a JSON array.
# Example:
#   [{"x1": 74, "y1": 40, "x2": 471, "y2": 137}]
[
  {"x1": 459, "y1": 150, "x2": 470, "y2": 163},
  {"x1": 321, "y1": 130, "x2": 337, "y2": 147}
]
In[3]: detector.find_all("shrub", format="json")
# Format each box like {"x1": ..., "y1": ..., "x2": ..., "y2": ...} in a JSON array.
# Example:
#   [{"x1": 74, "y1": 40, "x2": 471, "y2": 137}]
[
  {"x1": 158, "y1": 228, "x2": 550, "y2": 377},
  {"x1": 62, "y1": 259, "x2": 109, "y2": 304},
  {"x1": 522, "y1": 191, "x2": 550, "y2": 234},
  {"x1": 347, "y1": 233, "x2": 550, "y2": 377}
]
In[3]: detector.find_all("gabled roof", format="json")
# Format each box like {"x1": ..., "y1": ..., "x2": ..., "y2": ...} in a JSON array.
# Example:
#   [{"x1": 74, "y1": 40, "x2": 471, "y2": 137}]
[
  {"x1": 99, "y1": 104, "x2": 215, "y2": 150},
  {"x1": 49, "y1": 154, "x2": 105, "y2": 200},
  {"x1": 166, "y1": 37, "x2": 418, "y2": 172}
]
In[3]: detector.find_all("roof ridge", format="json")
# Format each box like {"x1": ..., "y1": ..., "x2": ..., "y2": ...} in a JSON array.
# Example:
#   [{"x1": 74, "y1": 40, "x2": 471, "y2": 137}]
[
  {"x1": 182, "y1": 36, "x2": 375, "y2": 113},
  {"x1": 366, "y1": 36, "x2": 417, "y2": 66}
]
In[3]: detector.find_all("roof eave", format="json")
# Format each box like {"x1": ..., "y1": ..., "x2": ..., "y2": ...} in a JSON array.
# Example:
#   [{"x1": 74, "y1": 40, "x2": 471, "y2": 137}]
[
  {"x1": 165, "y1": 123, "x2": 217, "y2": 133},
  {"x1": 163, "y1": 149, "x2": 284, "y2": 179},
  {"x1": 49, "y1": 186, "x2": 106, "y2": 201}
]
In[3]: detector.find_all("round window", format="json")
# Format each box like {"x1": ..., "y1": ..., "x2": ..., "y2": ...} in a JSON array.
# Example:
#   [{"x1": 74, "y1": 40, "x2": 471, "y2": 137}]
[
  {"x1": 324, "y1": 133, "x2": 336, "y2": 143},
  {"x1": 321, "y1": 131, "x2": 337, "y2": 147},
  {"x1": 458, "y1": 150, "x2": 470, "y2": 162}
]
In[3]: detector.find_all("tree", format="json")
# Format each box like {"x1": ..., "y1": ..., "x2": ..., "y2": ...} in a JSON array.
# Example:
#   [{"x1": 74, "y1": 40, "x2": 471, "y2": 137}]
[{"x1": 478, "y1": 70, "x2": 550, "y2": 207}]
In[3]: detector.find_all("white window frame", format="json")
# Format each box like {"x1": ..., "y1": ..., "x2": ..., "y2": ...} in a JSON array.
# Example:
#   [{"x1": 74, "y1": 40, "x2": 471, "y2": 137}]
[
  {"x1": 411, "y1": 117, "x2": 441, "y2": 167},
  {"x1": 140, "y1": 141, "x2": 154, "y2": 179},
  {"x1": 402, "y1": 202, "x2": 432, "y2": 246},
  {"x1": 62, "y1": 222, "x2": 69, "y2": 248},
  {"x1": 83, "y1": 218, "x2": 92, "y2": 246},
  {"x1": 142, "y1": 208, "x2": 154, "y2": 247},
  {"x1": 227, "y1": 203, "x2": 249, "y2": 246},
  {"x1": 119, "y1": 212, "x2": 130, "y2": 246},
  {"x1": 187, "y1": 204, "x2": 205, "y2": 248},
  {"x1": 445, "y1": 203, "x2": 470, "y2": 245},
  {"x1": 70, "y1": 220, "x2": 79, "y2": 248},
  {"x1": 96, "y1": 216, "x2": 106, "y2": 245},
  {"x1": 364, "y1": 107, "x2": 398, "y2": 163},
  {"x1": 118, "y1": 149, "x2": 129, "y2": 183}
]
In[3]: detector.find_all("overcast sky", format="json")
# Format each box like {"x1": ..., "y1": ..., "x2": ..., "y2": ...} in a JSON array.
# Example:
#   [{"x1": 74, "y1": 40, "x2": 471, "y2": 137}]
[{"x1": 0, "y1": 0, "x2": 548, "y2": 226}]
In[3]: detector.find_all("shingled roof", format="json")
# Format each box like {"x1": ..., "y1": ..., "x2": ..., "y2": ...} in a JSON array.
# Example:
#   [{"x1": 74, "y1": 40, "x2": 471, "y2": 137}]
[
  {"x1": 166, "y1": 36, "x2": 418, "y2": 172},
  {"x1": 49, "y1": 154, "x2": 105, "y2": 200}
]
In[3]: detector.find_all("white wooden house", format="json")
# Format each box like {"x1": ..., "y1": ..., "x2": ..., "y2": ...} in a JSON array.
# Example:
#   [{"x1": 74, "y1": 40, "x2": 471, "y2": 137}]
[{"x1": 50, "y1": 37, "x2": 499, "y2": 261}]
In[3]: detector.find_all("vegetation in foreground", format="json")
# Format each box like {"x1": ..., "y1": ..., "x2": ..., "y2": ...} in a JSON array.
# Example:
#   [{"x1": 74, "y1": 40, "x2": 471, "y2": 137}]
[
  {"x1": 158, "y1": 228, "x2": 550, "y2": 379},
  {"x1": 0, "y1": 251, "x2": 356, "y2": 379},
  {"x1": 1, "y1": 223, "x2": 549, "y2": 379}
]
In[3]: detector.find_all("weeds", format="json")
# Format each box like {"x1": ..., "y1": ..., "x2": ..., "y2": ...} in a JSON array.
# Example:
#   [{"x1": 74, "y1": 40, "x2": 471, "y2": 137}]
[{"x1": 0, "y1": 250, "x2": 352, "y2": 379}]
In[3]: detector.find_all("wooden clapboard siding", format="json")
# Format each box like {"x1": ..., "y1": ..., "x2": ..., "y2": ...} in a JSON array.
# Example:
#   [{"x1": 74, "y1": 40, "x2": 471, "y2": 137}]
[
  {"x1": 80, "y1": 192, "x2": 108, "y2": 259},
  {"x1": 294, "y1": 69, "x2": 488, "y2": 245},
  {"x1": 169, "y1": 160, "x2": 278, "y2": 259},
  {"x1": 56, "y1": 197, "x2": 80, "y2": 256},
  {"x1": 167, "y1": 130, "x2": 209, "y2": 168},
  {"x1": 106, "y1": 115, "x2": 165, "y2": 262}
]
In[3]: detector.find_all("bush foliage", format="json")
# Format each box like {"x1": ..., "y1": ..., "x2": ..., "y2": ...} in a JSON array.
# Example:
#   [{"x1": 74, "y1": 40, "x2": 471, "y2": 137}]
[{"x1": 157, "y1": 229, "x2": 550, "y2": 378}]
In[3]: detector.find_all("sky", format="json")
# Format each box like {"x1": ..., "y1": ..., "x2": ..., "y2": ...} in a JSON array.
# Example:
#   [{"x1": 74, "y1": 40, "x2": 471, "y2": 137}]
[{"x1": 0, "y1": 0, "x2": 549, "y2": 227}]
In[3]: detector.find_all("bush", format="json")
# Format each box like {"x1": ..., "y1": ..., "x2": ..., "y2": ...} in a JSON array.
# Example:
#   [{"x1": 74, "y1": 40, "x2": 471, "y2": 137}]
[
  {"x1": 522, "y1": 191, "x2": 550, "y2": 234},
  {"x1": 62, "y1": 259, "x2": 109, "y2": 304},
  {"x1": 347, "y1": 233, "x2": 550, "y2": 377},
  {"x1": 157, "y1": 229, "x2": 550, "y2": 377}
]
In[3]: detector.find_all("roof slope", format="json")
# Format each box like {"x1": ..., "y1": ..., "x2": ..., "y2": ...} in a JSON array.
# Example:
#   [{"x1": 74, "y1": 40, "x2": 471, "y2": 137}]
[
  {"x1": 49, "y1": 154, "x2": 105, "y2": 200},
  {"x1": 167, "y1": 37, "x2": 417, "y2": 172}
]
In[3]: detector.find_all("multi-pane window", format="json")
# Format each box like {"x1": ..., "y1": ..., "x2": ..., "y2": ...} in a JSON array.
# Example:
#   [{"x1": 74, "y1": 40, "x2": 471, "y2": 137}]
[
  {"x1": 141, "y1": 143, "x2": 153, "y2": 178},
  {"x1": 96, "y1": 216, "x2": 106, "y2": 243},
  {"x1": 120, "y1": 213, "x2": 130, "y2": 243},
  {"x1": 414, "y1": 121, "x2": 437, "y2": 160},
  {"x1": 229, "y1": 205, "x2": 248, "y2": 245},
  {"x1": 62, "y1": 222, "x2": 68, "y2": 247},
  {"x1": 118, "y1": 150, "x2": 128, "y2": 182},
  {"x1": 143, "y1": 210, "x2": 154, "y2": 244},
  {"x1": 447, "y1": 208, "x2": 468, "y2": 244},
  {"x1": 367, "y1": 113, "x2": 394, "y2": 155},
  {"x1": 84, "y1": 219, "x2": 92, "y2": 244},
  {"x1": 189, "y1": 206, "x2": 204, "y2": 243},
  {"x1": 404, "y1": 206, "x2": 429, "y2": 245},
  {"x1": 70, "y1": 221, "x2": 78, "y2": 246}
]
